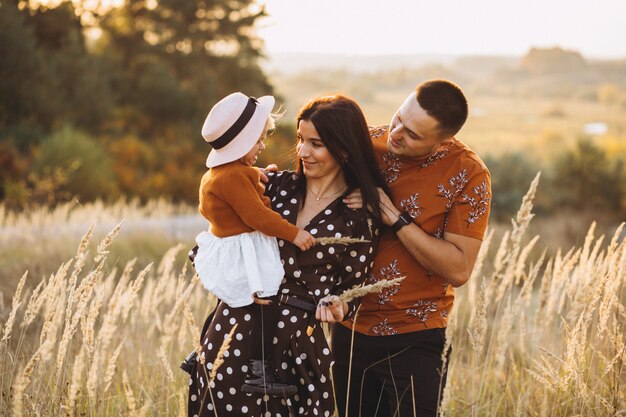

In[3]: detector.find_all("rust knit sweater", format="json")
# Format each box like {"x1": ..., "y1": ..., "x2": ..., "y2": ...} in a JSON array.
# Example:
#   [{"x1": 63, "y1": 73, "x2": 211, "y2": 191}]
[{"x1": 198, "y1": 161, "x2": 299, "y2": 242}]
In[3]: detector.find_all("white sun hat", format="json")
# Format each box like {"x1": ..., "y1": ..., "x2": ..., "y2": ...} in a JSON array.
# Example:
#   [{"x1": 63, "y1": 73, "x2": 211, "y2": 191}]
[{"x1": 202, "y1": 92, "x2": 275, "y2": 168}]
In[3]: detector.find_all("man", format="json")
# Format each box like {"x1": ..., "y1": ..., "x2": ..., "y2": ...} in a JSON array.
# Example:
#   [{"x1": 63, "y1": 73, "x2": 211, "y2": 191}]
[{"x1": 333, "y1": 79, "x2": 491, "y2": 417}]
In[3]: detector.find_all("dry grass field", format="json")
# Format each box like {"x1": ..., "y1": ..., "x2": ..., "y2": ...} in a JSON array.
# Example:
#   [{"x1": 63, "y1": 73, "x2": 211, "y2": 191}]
[{"x1": 0, "y1": 176, "x2": 624, "y2": 416}]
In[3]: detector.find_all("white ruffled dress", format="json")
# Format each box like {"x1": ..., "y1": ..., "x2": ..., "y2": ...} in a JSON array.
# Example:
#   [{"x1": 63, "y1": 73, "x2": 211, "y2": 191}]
[{"x1": 193, "y1": 229, "x2": 285, "y2": 307}]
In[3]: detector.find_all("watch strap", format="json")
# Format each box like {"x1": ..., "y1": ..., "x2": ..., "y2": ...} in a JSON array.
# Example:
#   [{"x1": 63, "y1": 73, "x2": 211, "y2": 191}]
[{"x1": 391, "y1": 211, "x2": 412, "y2": 232}]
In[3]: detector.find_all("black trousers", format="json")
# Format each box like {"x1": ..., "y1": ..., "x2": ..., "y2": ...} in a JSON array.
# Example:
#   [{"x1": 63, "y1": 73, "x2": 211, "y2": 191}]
[{"x1": 331, "y1": 324, "x2": 450, "y2": 417}]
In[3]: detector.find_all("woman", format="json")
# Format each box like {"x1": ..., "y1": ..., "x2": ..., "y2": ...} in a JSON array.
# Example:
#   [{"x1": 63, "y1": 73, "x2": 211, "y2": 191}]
[{"x1": 188, "y1": 95, "x2": 389, "y2": 417}]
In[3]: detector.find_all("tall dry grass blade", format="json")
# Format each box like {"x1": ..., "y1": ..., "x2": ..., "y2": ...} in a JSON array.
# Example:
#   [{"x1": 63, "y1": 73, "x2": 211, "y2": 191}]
[
  {"x1": 510, "y1": 172, "x2": 540, "y2": 247},
  {"x1": 157, "y1": 243, "x2": 184, "y2": 277},
  {"x1": 67, "y1": 345, "x2": 86, "y2": 417},
  {"x1": 21, "y1": 278, "x2": 45, "y2": 328},
  {"x1": 183, "y1": 301, "x2": 202, "y2": 359},
  {"x1": 177, "y1": 391, "x2": 187, "y2": 417},
  {"x1": 122, "y1": 369, "x2": 137, "y2": 412},
  {"x1": 121, "y1": 262, "x2": 152, "y2": 320},
  {"x1": 467, "y1": 279, "x2": 488, "y2": 357},
  {"x1": 81, "y1": 294, "x2": 103, "y2": 358},
  {"x1": 468, "y1": 228, "x2": 494, "y2": 305},
  {"x1": 210, "y1": 323, "x2": 238, "y2": 382},
  {"x1": 56, "y1": 263, "x2": 104, "y2": 376},
  {"x1": 12, "y1": 346, "x2": 42, "y2": 416},
  {"x1": 93, "y1": 219, "x2": 125, "y2": 263},
  {"x1": 514, "y1": 235, "x2": 540, "y2": 284},
  {"x1": 338, "y1": 277, "x2": 405, "y2": 303},
  {"x1": 316, "y1": 237, "x2": 371, "y2": 245},
  {"x1": 1, "y1": 271, "x2": 28, "y2": 346},
  {"x1": 159, "y1": 346, "x2": 175, "y2": 383},
  {"x1": 343, "y1": 305, "x2": 362, "y2": 417},
  {"x1": 103, "y1": 339, "x2": 125, "y2": 393}
]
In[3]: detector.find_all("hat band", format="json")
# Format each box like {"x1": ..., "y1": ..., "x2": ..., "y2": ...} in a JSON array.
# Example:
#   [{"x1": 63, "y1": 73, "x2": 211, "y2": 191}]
[{"x1": 211, "y1": 97, "x2": 259, "y2": 150}]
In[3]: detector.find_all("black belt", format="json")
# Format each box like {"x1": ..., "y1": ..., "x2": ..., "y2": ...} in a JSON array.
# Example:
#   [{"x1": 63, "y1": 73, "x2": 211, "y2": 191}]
[{"x1": 278, "y1": 294, "x2": 317, "y2": 312}]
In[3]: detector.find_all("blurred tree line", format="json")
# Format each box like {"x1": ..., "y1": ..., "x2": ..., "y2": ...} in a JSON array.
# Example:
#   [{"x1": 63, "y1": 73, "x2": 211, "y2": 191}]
[
  {"x1": 1, "y1": 5, "x2": 625, "y2": 223},
  {"x1": 0, "y1": 0, "x2": 273, "y2": 208}
]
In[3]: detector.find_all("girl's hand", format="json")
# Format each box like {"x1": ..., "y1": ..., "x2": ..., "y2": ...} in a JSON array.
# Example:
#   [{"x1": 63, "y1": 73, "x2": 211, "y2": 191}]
[
  {"x1": 259, "y1": 163, "x2": 278, "y2": 183},
  {"x1": 294, "y1": 229, "x2": 316, "y2": 251},
  {"x1": 253, "y1": 295, "x2": 272, "y2": 305},
  {"x1": 315, "y1": 295, "x2": 348, "y2": 323}
]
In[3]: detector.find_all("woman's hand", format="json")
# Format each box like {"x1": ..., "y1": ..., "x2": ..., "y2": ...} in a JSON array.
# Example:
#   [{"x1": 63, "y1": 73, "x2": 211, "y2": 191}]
[{"x1": 315, "y1": 295, "x2": 348, "y2": 323}]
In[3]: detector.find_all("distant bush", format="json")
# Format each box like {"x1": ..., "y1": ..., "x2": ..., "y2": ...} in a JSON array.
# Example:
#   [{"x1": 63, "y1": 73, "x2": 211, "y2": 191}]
[
  {"x1": 33, "y1": 125, "x2": 119, "y2": 202},
  {"x1": 550, "y1": 137, "x2": 625, "y2": 212},
  {"x1": 483, "y1": 152, "x2": 540, "y2": 220}
]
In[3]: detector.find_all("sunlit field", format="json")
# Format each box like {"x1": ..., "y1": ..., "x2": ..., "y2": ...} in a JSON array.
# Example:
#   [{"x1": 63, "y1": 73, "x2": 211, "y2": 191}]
[
  {"x1": 274, "y1": 82, "x2": 626, "y2": 161},
  {"x1": 1, "y1": 177, "x2": 624, "y2": 416}
]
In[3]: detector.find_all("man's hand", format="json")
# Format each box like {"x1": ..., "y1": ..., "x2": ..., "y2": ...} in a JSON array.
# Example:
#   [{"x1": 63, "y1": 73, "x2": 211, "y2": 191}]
[
  {"x1": 342, "y1": 189, "x2": 362, "y2": 210},
  {"x1": 293, "y1": 229, "x2": 316, "y2": 251},
  {"x1": 259, "y1": 163, "x2": 278, "y2": 183},
  {"x1": 376, "y1": 188, "x2": 401, "y2": 226},
  {"x1": 343, "y1": 188, "x2": 400, "y2": 226},
  {"x1": 315, "y1": 295, "x2": 348, "y2": 323}
]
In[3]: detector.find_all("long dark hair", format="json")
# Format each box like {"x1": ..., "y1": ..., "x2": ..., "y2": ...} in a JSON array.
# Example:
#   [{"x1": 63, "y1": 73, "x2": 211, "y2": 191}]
[{"x1": 294, "y1": 95, "x2": 389, "y2": 224}]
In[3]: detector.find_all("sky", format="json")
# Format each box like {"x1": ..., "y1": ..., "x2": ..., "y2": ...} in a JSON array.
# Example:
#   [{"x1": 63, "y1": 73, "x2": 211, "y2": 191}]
[{"x1": 256, "y1": 0, "x2": 626, "y2": 58}]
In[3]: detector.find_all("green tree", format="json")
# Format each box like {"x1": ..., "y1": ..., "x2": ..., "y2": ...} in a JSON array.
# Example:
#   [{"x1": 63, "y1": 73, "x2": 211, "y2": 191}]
[
  {"x1": 26, "y1": 2, "x2": 114, "y2": 133},
  {"x1": 0, "y1": 1, "x2": 52, "y2": 148},
  {"x1": 33, "y1": 125, "x2": 119, "y2": 202},
  {"x1": 99, "y1": 0, "x2": 273, "y2": 137}
]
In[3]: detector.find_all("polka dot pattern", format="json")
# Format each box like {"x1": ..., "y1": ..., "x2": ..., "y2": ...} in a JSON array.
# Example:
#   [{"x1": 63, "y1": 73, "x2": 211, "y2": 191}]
[{"x1": 187, "y1": 170, "x2": 378, "y2": 417}]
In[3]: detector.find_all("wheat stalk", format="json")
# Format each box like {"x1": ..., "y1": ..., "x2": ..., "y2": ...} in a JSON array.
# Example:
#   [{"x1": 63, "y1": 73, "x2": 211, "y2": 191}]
[
  {"x1": 338, "y1": 276, "x2": 405, "y2": 303},
  {"x1": 210, "y1": 323, "x2": 238, "y2": 382},
  {"x1": 122, "y1": 369, "x2": 137, "y2": 412},
  {"x1": 93, "y1": 219, "x2": 125, "y2": 263},
  {"x1": 158, "y1": 346, "x2": 175, "y2": 383},
  {"x1": 315, "y1": 237, "x2": 371, "y2": 245},
  {"x1": 67, "y1": 345, "x2": 86, "y2": 417},
  {"x1": 103, "y1": 339, "x2": 125, "y2": 393},
  {"x1": 12, "y1": 345, "x2": 42, "y2": 415},
  {"x1": 183, "y1": 301, "x2": 202, "y2": 362},
  {"x1": 1, "y1": 271, "x2": 28, "y2": 346}
]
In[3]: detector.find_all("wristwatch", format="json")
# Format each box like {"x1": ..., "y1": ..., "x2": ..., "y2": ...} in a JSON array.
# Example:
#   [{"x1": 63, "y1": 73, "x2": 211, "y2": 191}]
[{"x1": 391, "y1": 211, "x2": 412, "y2": 232}]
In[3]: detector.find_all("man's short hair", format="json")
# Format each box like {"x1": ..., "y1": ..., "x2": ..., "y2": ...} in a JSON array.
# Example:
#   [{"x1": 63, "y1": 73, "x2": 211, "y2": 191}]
[{"x1": 415, "y1": 80, "x2": 468, "y2": 138}]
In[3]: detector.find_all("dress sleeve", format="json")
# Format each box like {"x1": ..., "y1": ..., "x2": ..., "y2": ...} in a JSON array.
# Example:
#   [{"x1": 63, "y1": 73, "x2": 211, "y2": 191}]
[
  {"x1": 218, "y1": 168, "x2": 299, "y2": 242},
  {"x1": 333, "y1": 214, "x2": 380, "y2": 320},
  {"x1": 264, "y1": 170, "x2": 296, "y2": 200},
  {"x1": 444, "y1": 165, "x2": 491, "y2": 240}
]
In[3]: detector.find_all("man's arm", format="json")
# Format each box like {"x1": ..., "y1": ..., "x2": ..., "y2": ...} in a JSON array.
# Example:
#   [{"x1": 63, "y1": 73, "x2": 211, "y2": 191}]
[{"x1": 377, "y1": 189, "x2": 482, "y2": 287}]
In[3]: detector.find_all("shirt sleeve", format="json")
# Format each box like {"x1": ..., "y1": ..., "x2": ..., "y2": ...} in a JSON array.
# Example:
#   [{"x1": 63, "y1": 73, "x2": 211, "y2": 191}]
[
  {"x1": 333, "y1": 214, "x2": 380, "y2": 320},
  {"x1": 218, "y1": 168, "x2": 300, "y2": 242},
  {"x1": 444, "y1": 165, "x2": 491, "y2": 240}
]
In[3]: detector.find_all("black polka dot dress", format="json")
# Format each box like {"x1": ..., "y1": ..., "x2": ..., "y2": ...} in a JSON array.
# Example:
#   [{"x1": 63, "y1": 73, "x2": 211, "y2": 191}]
[{"x1": 188, "y1": 171, "x2": 378, "y2": 417}]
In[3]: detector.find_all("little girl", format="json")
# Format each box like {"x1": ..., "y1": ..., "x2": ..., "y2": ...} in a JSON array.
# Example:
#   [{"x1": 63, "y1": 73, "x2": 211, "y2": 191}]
[{"x1": 190, "y1": 92, "x2": 315, "y2": 395}]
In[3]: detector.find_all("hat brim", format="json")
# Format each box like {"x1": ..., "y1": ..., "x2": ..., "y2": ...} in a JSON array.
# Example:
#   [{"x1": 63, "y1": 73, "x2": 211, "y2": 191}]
[{"x1": 206, "y1": 95, "x2": 275, "y2": 168}]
